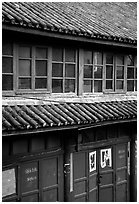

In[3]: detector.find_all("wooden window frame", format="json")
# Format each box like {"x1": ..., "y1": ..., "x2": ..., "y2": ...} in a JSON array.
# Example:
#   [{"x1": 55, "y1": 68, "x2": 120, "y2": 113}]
[
  {"x1": 126, "y1": 55, "x2": 137, "y2": 93},
  {"x1": 15, "y1": 44, "x2": 50, "y2": 94},
  {"x1": 51, "y1": 47, "x2": 77, "y2": 94}
]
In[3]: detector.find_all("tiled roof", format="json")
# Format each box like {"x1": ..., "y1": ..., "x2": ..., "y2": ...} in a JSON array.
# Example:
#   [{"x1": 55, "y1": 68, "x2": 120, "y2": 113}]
[
  {"x1": 2, "y1": 2, "x2": 137, "y2": 44},
  {"x1": 2, "y1": 100, "x2": 137, "y2": 133}
]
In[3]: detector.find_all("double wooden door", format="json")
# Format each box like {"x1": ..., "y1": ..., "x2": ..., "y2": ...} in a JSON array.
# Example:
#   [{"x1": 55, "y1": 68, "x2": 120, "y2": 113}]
[
  {"x1": 72, "y1": 142, "x2": 129, "y2": 202},
  {"x1": 19, "y1": 154, "x2": 63, "y2": 202}
]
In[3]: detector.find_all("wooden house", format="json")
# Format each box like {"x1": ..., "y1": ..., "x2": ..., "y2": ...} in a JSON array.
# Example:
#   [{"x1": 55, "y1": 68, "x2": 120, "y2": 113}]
[{"x1": 2, "y1": 2, "x2": 137, "y2": 202}]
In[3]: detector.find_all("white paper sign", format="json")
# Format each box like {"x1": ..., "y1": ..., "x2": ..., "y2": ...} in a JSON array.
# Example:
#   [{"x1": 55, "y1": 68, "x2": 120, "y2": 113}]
[
  {"x1": 89, "y1": 151, "x2": 96, "y2": 172},
  {"x1": 2, "y1": 168, "x2": 16, "y2": 197},
  {"x1": 101, "y1": 148, "x2": 112, "y2": 168}
]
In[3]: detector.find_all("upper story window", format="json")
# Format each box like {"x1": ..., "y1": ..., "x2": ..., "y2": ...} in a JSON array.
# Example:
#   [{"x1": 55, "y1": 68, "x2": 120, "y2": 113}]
[
  {"x1": 52, "y1": 48, "x2": 76, "y2": 93},
  {"x1": 18, "y1": 46, "x2": 48, "y2": 90},
  {"x1": 127, "y1": 55, "x2": 137, "y2": 92},
  {"x1": 2, "y1": 41, "x2": 13, "y2": 91},
  {"x1": 2, "y1": 41, "x2": 137, "y2": 95},
  {"x1": 83, "y1": 51, "x2": 103, "y2": 93}
]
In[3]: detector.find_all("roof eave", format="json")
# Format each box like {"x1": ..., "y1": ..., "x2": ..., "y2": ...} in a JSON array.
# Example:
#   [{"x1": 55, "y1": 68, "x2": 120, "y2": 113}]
[{"x1": 2, "y1": 24, "x2": 137, "y2": 49}]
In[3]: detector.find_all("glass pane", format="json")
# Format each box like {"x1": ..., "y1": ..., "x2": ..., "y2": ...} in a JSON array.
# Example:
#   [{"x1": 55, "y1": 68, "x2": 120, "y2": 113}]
[
  {"x1": 52, "y1": 79, "x2": 63, "y2": 93},
  {"x1": 36, "y1": 48, "x2": 47, "y2": 59},
  {"x1": 2, "y1": 41, "x2": 13, "y2": 55},
  {"x1": 127, "y1": 67, "x2": 134, "y2": 79},
  {"x1": 84, "y1": 80, "x2": 92, "y2": 92},
  {"x1": 2, "y1": 75, "x2": 13, "y2": 90},
  {"x1": 52, "y1": 48, "x2": 63, "y2": 61},
  {"x1": 94, "y1": 52, "x2": 103, "y2": 65},
  {"x1": 94, "y1": 80, "x2": 102, "y2": 92},
  {"x1": 65, "y1": 49, "x2": 75, "y2": 62},
  {"x1": 106, "y1": 66, "x2": 113, "y2": 79},
  {"x1": 2, "y1": 57, "x2": 13, "y2": 73},
  {"x1": 65, "y1": 64, "x2": 75, "y2": 77},
  {"x1": 116, "y1": 80, "x2": 124, "y2": 90},
  {"x1": 106, "y1": 54, "x2": 113, "y2": 64},
  {"x1": 127, "y1": 55, "x2": 134, "y2": 66},
  {"x1": 135, "y1": 80, "x2": 137, "y2": 91},
  {"x1": 116, "y1": 66, "x2": 124, "y2": 79},
  {"x1": 84, "y1": 65, "x2": 92, "y2": 78},
  {"x1": 52, "y1": 63, "x2": 63, "y2": 77},
  {"x1": 84, "y1": 51, "x2": 92, "y2": 64},
  {"x1": 135, "y1": 67, "x2": 137, "y2": 79},
  {"x1": 65, "y1": 79, "x2": 75, "y2": 92},
  {"x1": 36, "y1": 61, "x2": 47, "y2": 76},
  {"x1": 106, "y1": 80, "x2": 113, "y2": 89},
  {"x1": 19, "y1": 47, "x2": 31, "y2": 58},
  {"x1": 18, "y1": 78, "x2": 31, "y2": 89},
  {"x1": 19, "y1": 60, "x2": 31, "y2": 76},
  {"x1": 35, "y1": 78, "x2": 47, "y2": 89},
  {"x1": 94, "y1": 66, "x2": 103, "y2": 78},
  {"x1": 127, "y1": 80, "x2": 134, "y2": 91},
  {"x1": 116, "y1": 55, "x2": 124, "y2": 65},
  {"x1": 134, "y1": 56, "x2": 137, "y2": 67}
]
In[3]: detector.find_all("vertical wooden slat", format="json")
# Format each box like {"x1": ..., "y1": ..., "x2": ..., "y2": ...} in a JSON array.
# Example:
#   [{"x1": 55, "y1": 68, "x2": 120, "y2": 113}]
[{"x1": 78, "y1": 49, "x2": 84, "y2": 95}]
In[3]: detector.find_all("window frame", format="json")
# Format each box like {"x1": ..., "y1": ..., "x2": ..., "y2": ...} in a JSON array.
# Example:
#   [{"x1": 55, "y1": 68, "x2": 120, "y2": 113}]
[
  {"x1": 51, "y1": 47, "x2": 77, "y2": 94},
  {"x1": 15, "y1": 44, "x2": 50, "y2": 94}
]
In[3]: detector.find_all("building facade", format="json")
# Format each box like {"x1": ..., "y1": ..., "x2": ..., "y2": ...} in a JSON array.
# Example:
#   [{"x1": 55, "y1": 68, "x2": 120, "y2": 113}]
[{"x1": 2, "y1": 2, "x2": 137, "y2": 202}]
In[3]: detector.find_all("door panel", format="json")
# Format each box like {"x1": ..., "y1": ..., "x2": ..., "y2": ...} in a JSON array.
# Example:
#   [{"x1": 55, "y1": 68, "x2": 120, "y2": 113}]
[
  {"x1": 99, "y1": 147, "x2": 114, "y2": 202},
  {"x1": 73, "y1": 152, "x2": 87, "y2": 202},
  {"x1": 20, "y1": 161, "x2": 39, "y2": 201},
  {"x1": 115, "y1": 143, "x2": 128, "y2": 202},
  {"x1": 89, "y1": 151, "x2": 98, "y2": 201}
]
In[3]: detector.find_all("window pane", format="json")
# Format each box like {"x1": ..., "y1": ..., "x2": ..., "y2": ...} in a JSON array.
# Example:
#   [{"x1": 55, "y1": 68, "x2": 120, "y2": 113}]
[
  {"x1": 106, "y1": 54, "x2": 113, "y2": 64},
  {"x1": 127, "y1": 67, "x2": 134, "y2": 79},
  {"x1": 65, "y1": 64, "x2": 75, "y2": 77},
  {"x1": 65, "y1": 79, "x2": 75, "y2": 93},
  {"x1": 65, "y1": 49, "x2": 75, "y2": 62},
  {"x1": 52, "y1": 79, "x2": 63, "y2": 93},
  {"x1": 36, "y1": 48, "x2": 47, "y2": 59},
  {"x1": 94, "y1": 80, "x2": 102, "y2": 92},
  {"x1": 2, "y1": 57, "x2": 13, "y2": 73},
  {"x1": 94, "y1": 52, "x2": 103, "y2": 65},
  {"x1": 134, "y1": 56, "x2": 137, "y2": 67},
  {"x1": 106, "y1": 66, "x2": 113, "y2": 79},
  {"x1": 116, "y1": 66, "x2": 124, "y2": 79},
  {"x1": 52, "y1": 48, "x2": 63, "y2": 61},
  {"x1": 106, "y1": 80, "x2": 113, "y2": 89},
  {"x1": 18, "y1": 78, "x2": 31, "y2": 89},
  {"x1": 84, "y1": 80, "x2": 92, "y2": 92},
  {"x1": 135, "y1": 80, "x2": 137, "y2": 91},
  {"x1": 19, "y1": 60, "x2": 31, "y2": 76},
  {"x1": 52, "y1": 63, "x2": 63, "y2": 77},
  {"x1": 35, "y1": 78, "x2": 47, "y2": 89},
  {"x1": 135, "y1": 67, "x2": 137, "y2": 79},
  {"x1": 36, "y1": 61, "x2": 47, "y2": 76},
  {"x1": 94, "y1": 66, "x2": 103, "y2": 78},
  {"x1": 84, "y1": 65, "x2": 92, "y2": 78},
  {"x1": 127, "y1": 55, "x2": 134, "y2": 66},
  {"x1": 2, "y1": 41, "x2": 13, "y2": 55},
  {"x1": 116, "y1": 55, "x2": 124, "y2": 65},
  {"x1": 84, "y1": 51, "x2": 92, "y2": 64},
  {"x1": 127, "y1": 80, "x2": 134, "y2": 91},
  {"x1": 2, "y1": 75, "x2": 13, "y2": 90},
  {"x1": 19, "y1": 47, "x2": 31, "y2": 58},
  {"x1": 116, "y1": 80, "x2": 124, "y2": 90}
]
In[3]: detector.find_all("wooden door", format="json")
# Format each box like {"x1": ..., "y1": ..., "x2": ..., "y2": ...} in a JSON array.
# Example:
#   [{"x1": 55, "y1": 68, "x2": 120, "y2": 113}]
[
  {"x1": 115, "y1": 143, "x2": 129, "y2": 201},
  {"x1": 20, "y1": 154, "x2": 63, "y2": 202},
  {"x1": 73, "y1": 151, "x2": 88, "y2": 202},
  {"x1": 98, "y1": 147, "x2": 114, "y2": 202}
]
